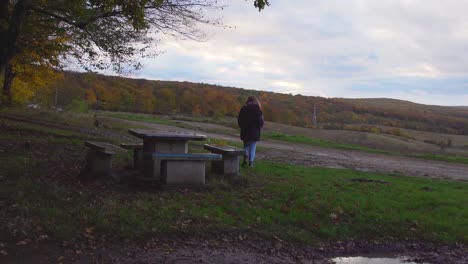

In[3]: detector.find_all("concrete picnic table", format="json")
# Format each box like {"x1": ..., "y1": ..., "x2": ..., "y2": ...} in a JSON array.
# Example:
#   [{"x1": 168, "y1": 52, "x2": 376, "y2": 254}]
[{"x1": 128, "y1": 129, "x2": 207, "y2": 179}]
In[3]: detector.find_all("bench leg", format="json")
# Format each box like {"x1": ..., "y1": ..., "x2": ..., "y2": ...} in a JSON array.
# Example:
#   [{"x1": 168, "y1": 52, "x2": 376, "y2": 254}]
[
  {"x1": 211, "y1": 156, "x2": 240, "y2": 177},
  {"x1": 133, "y1": 149, "x2": 143, "y2": 170},
  {"x1": 142, "y1": 140, "x2": 188, "y2": 180},
  {"x1": 82, "y1": 149, "x2": 113, "y2": 179},
  {"x1": 141, "y1": 140, "x2": 161, "y2": 179},
  {"x1": 162, "y1": 160, "x2": 206, "y2": 184}
]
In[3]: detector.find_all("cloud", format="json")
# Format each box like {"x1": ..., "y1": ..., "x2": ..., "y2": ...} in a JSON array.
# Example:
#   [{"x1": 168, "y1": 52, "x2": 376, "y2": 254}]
[{"x1": 127, "y1": 0, "x2": 468, "y2": 106}]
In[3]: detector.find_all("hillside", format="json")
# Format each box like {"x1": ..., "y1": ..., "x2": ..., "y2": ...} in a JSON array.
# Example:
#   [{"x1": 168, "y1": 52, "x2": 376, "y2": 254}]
[{"x1": 41, "y1": 71, "x2": 468, "y2": 135}]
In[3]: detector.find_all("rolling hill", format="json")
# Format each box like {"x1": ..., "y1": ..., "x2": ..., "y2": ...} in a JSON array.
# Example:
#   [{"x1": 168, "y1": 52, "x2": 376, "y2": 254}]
[{"x1": 42, "y1": 71, "x2": 468, "y2": 135}]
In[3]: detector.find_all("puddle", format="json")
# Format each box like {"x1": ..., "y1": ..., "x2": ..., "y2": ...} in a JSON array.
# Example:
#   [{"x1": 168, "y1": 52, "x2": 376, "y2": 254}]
[{"x1": 331, "y1": 256, "x2": 428, "y2": 264}]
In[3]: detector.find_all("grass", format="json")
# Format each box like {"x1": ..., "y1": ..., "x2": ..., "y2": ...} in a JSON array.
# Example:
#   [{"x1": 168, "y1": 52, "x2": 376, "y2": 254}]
[
  {"x1": 7, "y1": 108, "x2": 467, "y2": 164},
  {"x1": 415, "y1": 154, "x2": 468, "y2": 165},
  {"x1": 1, "y1": 159, "x2": 466, "y2": 244},
  {"x1": 99, "y1": 111, "x2": 180, "y2": 126},
  {"x1": 242, "y1": 162, "x2": 467, "y2": 243},
  {"x1": 1, "y1": 107, "x2": 95, "y2": 129},
  {"x1": 0, "y1": 119, "x2": 112, "y2": 144},
  {"x1": 263, "y1": 132, "x2": 391, "y2": 154},
  {"x1": 99, "y1": 111, "x2": 240, "y2": 136},
  {"x1": 1, "y1": 108, "x2": 467, "y2": 244},
  {"x1": 1, "y1": 107, "x2": 140, "y2": 134},
  {"x1": 263, "y1": 132, "x2": 468, "y2": 165},
  {"x1": 171, "y1": 115, "x2": 238, "y2": 129}
]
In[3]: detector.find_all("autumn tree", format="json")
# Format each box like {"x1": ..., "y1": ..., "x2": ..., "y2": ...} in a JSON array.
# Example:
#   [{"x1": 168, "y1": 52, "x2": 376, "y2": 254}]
[
  {"x1": 134, "y1": 84, "x2": 156, "y2": 113},
  {"x1": 0, "y1": 0, "x2": 270, "y2": 105}
]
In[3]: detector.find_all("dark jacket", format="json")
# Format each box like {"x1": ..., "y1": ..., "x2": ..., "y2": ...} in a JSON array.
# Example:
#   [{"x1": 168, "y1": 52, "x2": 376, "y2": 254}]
[{"x1": 237, "y1": 104, "x2": 264, "y2": 142}]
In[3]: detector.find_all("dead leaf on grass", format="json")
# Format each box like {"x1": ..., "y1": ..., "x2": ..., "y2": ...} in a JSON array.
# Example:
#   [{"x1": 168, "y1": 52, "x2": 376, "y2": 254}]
[
  {"x1": 336, "y1": 206, "x2": 344, "y2": 214},
  {"x1": 272, "y1": 235, "x2": 283, "y2": 243},
  {"x1": 16, "y1": 239, "x2": 31, "y2": 246},
  {"x1": 85, "y1": 226, "x2": 94, "y2": 234},
  {"x1": 238, "y1": 234, "x2": 248, "y2": 241}
]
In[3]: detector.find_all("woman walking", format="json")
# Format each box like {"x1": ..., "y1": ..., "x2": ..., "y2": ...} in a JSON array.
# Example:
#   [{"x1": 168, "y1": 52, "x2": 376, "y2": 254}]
[{"x1": 237, "y1": 96, "x2": 264, "y2": 167}]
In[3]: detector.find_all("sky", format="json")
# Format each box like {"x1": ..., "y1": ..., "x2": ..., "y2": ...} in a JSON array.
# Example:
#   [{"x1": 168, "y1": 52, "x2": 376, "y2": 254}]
[{"x1": 131, "y1": 0, "x2": 468, "y2": 106}]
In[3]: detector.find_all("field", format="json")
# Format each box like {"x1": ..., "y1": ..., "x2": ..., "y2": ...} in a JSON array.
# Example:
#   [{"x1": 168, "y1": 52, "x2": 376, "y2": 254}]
[
  {"x1": 99, "y1": 110, "x2": 468, "y2": 158},
  {"x1": 0, "y1": 108, "x2": 467, "y2": 263}
]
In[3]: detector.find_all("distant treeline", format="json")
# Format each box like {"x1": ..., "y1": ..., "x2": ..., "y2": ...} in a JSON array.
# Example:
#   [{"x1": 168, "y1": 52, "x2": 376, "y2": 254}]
[{"x1": 41, "y1": 72, "x2": 468, "y2": 135}]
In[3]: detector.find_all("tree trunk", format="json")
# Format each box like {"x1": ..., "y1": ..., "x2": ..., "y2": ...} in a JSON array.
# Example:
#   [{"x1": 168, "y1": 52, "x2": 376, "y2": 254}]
[
  {"x1": 0, "y1": 0, "x2": 9, "y2": 105},
  {"x1": 0, "y1": 0, "x2": 28, "y2": 105},
  {"x1": 2, "y1": 63, "x2": 14, "y2": 105}
]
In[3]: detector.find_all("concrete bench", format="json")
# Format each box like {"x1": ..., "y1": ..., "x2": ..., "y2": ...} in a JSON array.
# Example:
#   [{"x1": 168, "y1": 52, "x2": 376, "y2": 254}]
[
  {"x1": 153, "y1": 153, "x2": 221, "y2": 185},
  {"x1": 120, "y1": 142, "x2": 143, "y2": 169},
  {"x1": 203, "y1": 144, "x2": 246, "y2": 177},
  {"x1": 81, "y1": 141, "x2": 125, "y2": 179}
]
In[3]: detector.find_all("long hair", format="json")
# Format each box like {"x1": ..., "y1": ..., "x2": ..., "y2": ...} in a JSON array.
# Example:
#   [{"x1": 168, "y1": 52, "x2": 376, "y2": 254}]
[{"x1": 245, "y1": 96, "x2": 262, "y2": 109}]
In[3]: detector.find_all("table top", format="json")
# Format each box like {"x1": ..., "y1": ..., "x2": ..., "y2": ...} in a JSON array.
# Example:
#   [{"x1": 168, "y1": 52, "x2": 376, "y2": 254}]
[
  {"x1": 128, "y1": 129, "x2": 207, "y2": 141},
  {"x1": 85, "y1": 141, "x2": 126, "y2": 154}
]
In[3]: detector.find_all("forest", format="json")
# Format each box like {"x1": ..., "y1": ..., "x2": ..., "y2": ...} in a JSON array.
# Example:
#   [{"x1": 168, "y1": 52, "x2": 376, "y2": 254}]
[{"x1": 26, "y1": 71, "x2": 468, "y2": 135}]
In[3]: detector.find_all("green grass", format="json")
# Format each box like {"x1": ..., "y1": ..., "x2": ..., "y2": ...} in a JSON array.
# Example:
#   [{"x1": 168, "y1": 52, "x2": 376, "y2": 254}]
[
  {"x1": 100, "y1": 111, "x2": 179, "y2": 126},
  {"x1": 1, "y1": 108, "x2": 467, "y2": 244},
  {"x1": 171, "y1": 115, "x2": 238, "y2": 129},
  {"x1": 1, "y1": 160, "x2": 466, "y2": 244},
  {"x1": 263, "y1": 132, "x2": 390, "y2": 154},
  {"x1": 415, "y1": 154, "x2": 468, "y2": 165},
  {"x1": 242, "y1": 162, "x2": 467, "y2": 243}
]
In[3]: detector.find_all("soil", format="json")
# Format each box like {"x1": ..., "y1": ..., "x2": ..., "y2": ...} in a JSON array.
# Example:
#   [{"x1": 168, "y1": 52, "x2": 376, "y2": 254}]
[{"x1": 2, "y1": 237, "x2": 468, "y2": 264}]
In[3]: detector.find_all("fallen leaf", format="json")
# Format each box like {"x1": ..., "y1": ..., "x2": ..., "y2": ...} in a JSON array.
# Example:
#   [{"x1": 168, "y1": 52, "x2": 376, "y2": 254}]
[
  {"x1": 16, "y1": 239, "x2": 31, "y2": 246},
  {"x1": 85, "y1": 227, "x2": 94, "y2": 234},
  {"x1": 272, "y1": 235, "x2": 283, "y2": 242},
  {"x1": 336, "y1": 206, "x2": 344, "y2": 214}
]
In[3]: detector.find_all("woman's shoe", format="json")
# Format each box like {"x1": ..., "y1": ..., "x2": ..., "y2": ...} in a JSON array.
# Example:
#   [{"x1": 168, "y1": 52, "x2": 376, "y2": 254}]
[
  {"x1": 242, "y1": 155, "x2": 248, "y2": 166},
  {"x1": 249, "y1": 161, "x2": 254, "y2": 167}
]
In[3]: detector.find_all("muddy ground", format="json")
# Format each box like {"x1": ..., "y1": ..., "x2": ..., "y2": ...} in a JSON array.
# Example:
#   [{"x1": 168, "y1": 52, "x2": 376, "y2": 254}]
[{"x1": 3, "y1": 236, "x2": 468, "y2": 264}]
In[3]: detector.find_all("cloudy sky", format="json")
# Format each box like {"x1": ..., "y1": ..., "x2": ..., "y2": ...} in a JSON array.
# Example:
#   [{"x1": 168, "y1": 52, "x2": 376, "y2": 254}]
[{"x1": 133, "y1": 0, "x2": 468, "y2": 106}]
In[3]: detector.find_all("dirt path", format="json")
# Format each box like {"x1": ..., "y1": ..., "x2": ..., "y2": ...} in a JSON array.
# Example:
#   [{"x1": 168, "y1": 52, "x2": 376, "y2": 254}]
[
  {"x1": 128, "y1": 119, "x2": 468, "y2": 181},
  {"x1": 3, "y1": 237, "x2": 467, "y2": 264}
]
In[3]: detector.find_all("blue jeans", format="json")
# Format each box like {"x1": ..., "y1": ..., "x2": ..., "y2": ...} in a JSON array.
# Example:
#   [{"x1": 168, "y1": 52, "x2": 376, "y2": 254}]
[{"x1": 243, "y1": 141, "x2": 257, "y2": 162}]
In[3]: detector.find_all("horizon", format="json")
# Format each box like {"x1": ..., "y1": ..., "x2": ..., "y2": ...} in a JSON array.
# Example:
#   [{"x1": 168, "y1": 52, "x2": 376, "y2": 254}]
[{"x1": 73, "y1": 1, "x2": 468, "y2": 107}]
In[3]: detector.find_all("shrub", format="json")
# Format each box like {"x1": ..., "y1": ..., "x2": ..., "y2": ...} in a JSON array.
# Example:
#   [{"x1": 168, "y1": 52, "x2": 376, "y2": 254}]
[{"x1": 67, "y1": 99, "x2": 88, "y2": 113}]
